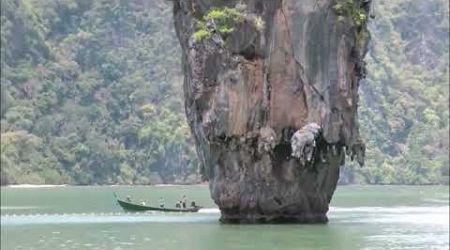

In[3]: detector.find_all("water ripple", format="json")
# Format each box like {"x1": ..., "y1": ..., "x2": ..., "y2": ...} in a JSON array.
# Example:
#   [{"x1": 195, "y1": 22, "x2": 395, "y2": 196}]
[{"x1": 1, "y1": 212, "x2": 219, "y2": 226}]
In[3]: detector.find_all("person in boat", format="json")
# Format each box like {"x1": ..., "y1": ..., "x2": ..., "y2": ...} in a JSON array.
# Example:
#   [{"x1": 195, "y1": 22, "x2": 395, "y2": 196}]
[
  {"x1": 126, "y1": 196, "x2": 132, "y2": 202},
  {"x1": 190, "y1": 201, "x2": 196, "y2": 208},
  {"x1": 159, "y1": 197, "x2": 165, "y2": 208},
  {"x1": 182, "y1": 195, "x2": 188, "y2": 208},
  {"x1": 175, "y1": 201, "x2": 181, "y2": 208},
  {"x1": 140, "y1": 200, "x2": 146, "y2": 206}
]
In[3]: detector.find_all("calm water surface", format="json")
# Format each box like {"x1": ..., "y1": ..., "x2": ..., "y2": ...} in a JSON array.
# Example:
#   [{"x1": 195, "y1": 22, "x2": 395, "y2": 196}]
[{"x1": 1, "y1": 185, "x2": 448, "y2": 250}]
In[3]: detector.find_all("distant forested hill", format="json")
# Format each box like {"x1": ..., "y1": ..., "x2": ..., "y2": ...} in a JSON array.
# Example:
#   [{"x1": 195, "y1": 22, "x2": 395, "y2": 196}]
[
  {"x1": 340, "y1": 0, "x2": 449, "y2": 184},
  {"x1": 1, "y1": 0, "x2": 198, "y2": 185},
  {"x1": 1, "y1": 0, "x2": 448, "y2": 185}
]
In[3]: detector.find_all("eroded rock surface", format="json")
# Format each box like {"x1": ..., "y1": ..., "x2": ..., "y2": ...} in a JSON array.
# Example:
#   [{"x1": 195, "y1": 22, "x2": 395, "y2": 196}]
[{"x1": 172, "y1": 0, "x2": 370, "y2": 223}]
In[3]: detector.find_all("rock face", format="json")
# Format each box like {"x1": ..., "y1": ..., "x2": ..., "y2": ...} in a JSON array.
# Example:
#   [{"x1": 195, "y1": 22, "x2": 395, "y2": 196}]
[{"x1": 172, "y1": 0, "x2": 370, "y2": 223}]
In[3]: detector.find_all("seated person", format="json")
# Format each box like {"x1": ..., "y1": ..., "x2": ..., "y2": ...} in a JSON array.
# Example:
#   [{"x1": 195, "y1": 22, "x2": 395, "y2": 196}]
[
  {"x1": 159, "y1": 197, "x2": 165, "y2": 208},
  {"x1": 182, "y1": 195, "x2": 187, "y2": 208}
]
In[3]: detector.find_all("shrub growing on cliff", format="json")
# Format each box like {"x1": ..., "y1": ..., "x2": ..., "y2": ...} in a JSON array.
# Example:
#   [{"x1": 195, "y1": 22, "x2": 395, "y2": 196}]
[
  {"x1": 204, "y1": 7, "x2": 244, "y2": 23},
  {"x1": 193, "y1": 7, "x2": 244, "y2": 42},
  {"x1": 332, "y1": 0, "x2": 367, "y2": 27},
  {"x1": 193, "y1": 6, "x2": 264, "y2": 42},
  {"x1": 194, "y1": 28, "x2": 212, "y2": 42}
]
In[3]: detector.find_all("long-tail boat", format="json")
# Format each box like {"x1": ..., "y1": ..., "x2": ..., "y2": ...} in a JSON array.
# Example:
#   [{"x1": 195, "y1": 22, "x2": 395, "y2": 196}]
[{"x1": 114, "y1": 193, "x2": 202, "y2": 212}]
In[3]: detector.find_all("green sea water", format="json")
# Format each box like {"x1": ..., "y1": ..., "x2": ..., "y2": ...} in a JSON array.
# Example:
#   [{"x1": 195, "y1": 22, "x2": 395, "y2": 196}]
[{"x1": 1, "y1": 185, "x2": 448, "y2": 250}]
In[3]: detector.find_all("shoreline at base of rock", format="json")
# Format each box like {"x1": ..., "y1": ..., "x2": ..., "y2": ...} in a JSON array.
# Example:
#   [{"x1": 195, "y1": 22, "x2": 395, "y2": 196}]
[{"x1": 219, "y1": 213, "x2": 329, "y2": 224}]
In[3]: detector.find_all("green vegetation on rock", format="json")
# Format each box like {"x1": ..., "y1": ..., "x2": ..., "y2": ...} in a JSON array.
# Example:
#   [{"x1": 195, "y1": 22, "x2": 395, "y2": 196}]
[
  {"x1": 194, "y1": 28, "x2": 212, "y2": 42},
  {"x1": 333, "y1": 0, "x2": 367, "y2": 26},
  {"x1": 194, "y1": 7, "x2": 244, "y2": 41},
  {"x1": 193, "y1": 6, "x2": 264, "y2": 42}
]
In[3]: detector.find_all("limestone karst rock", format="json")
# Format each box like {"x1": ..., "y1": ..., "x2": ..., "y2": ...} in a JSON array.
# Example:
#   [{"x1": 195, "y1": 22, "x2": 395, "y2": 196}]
[{"x1": 172, "y1": 0, "x2": 370, "y2": 223}]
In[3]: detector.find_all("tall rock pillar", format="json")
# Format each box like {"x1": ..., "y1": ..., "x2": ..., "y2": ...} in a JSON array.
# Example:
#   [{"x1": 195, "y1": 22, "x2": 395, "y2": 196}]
[{"x1": 173, "y1": 0, "x2": 370, "y2": 223}]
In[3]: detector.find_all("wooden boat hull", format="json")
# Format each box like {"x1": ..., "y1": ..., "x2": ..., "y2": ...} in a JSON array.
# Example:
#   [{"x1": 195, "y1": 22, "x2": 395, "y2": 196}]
[{"x1": 117, "y1": 199, "x2": 201, "y2": 212}]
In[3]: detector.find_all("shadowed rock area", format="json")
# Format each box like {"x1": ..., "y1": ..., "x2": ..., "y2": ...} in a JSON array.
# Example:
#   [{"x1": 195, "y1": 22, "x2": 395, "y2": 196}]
[{"x1": 172, "y1": 0, "x2": 371, "y2": 223}]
